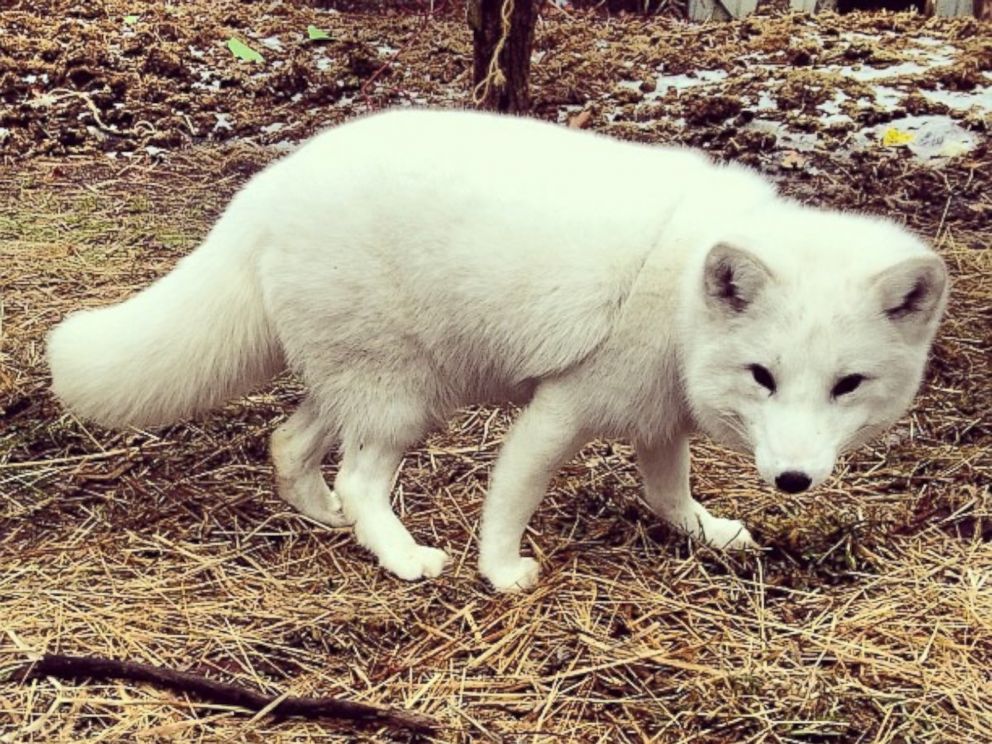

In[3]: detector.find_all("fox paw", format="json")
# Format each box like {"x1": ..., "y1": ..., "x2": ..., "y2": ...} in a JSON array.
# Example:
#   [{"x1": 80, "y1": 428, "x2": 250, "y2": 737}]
[
  {"x1": 695, "y1": 516, "x2": 757, "y2": 551},
  {"x1": 278, "y1": 478, "x2": 354, "y2": 528},
  {"x1": 308, "y1": 488, "x2": 353, "y2": 527},
  {"x1": 380, "y1": 545, "x2": 450, "y2": 581},
  {"x1": 481, "y1": 556, "x2": 541, "y2": 592},
  {"x1": 665, "y1": 501, "x2": 758, "y2": 552}
]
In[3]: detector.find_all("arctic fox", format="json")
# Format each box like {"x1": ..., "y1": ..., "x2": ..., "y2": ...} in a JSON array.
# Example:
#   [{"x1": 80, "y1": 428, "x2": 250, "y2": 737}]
[{"x1": 47, "y1": 109, "x2": 947, "y2": 591}]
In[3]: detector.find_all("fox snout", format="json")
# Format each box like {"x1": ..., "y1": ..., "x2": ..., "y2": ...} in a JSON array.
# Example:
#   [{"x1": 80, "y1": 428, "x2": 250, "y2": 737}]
[{"x1": 755, "y1": 440, "x2": 836, "y2": 495}]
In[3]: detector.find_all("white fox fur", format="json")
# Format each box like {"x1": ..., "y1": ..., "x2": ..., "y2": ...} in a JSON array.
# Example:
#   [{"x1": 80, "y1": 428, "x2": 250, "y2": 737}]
[{"x1": 47, "y1": 109, "x2": 948, "y2": 590}]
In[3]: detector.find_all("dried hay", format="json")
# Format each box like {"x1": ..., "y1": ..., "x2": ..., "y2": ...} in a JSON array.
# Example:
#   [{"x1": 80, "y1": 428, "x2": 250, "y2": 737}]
[{"x1": 1, "y1": 4, "x2": 991, "y2": 743}]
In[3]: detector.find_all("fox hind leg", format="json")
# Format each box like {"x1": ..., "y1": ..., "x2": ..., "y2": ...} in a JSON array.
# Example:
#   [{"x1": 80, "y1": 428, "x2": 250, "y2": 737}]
[{"x1": 271, "y1": 398, "x2": 351, "y2": 527}]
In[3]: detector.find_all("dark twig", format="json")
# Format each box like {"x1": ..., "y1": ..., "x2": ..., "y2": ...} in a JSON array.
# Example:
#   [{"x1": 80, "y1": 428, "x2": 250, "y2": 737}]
[{"x1": 9, "y1": 653, "x2": 438, "y2": 734}]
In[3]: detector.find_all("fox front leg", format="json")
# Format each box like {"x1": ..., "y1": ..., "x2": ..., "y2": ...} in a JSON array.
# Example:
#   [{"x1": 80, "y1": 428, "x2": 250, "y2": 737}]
[
  {"x1": 478, "y1": 386, "x2": 587, "y2": 592},
  {"x1": 636, "y1": 436, "x2": 757, "y2": 551}
]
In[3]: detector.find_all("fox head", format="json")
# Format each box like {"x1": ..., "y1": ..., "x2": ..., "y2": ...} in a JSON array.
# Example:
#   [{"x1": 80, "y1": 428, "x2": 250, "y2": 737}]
[{"x1": 681, "y1": 206, "x2": 948, "y2": 494}]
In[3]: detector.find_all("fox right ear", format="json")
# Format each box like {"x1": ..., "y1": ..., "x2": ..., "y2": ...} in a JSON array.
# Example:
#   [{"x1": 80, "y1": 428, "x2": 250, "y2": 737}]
[
  {"x1": 873, "y1": 254, "x2": 948, "y2": 342},
  {"x1": 703, "y1": 243, "x2": 773, "y2": 314}
]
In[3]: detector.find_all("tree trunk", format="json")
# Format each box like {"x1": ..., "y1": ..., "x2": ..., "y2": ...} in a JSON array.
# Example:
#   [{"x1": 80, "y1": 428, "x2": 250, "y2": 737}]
[{"x1": 467, "y1": 0, "x2": 537, "y2": 113}]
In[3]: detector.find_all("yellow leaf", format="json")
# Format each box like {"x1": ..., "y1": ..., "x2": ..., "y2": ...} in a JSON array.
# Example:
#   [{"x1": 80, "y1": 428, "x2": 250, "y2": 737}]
[{"x1": 881, "y1": 128, "x2": 914, "y2": 147}]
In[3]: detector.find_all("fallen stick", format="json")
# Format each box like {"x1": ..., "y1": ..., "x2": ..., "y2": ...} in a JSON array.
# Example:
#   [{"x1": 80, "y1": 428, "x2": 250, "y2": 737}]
[{"x1": 9, "y1": 653, "x2": 437, "y2": 734}]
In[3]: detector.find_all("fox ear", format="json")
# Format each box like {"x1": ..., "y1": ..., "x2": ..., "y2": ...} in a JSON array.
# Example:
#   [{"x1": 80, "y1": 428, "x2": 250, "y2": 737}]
[
  {"x1": 703, "y1": 243, "x2": 773, "y2": 314},
  {"x1": 874, "y1": 255, "x2": 948, "y2": 340}
]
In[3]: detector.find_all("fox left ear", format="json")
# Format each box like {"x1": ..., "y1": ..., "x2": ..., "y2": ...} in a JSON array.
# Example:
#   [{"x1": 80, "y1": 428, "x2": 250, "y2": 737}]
[
  {"x1": 703, "y1": 243, "x2": 773, "y2": 314},
  {"x1": 874, "y1": 255, "x2": 948, "y2": 340}
]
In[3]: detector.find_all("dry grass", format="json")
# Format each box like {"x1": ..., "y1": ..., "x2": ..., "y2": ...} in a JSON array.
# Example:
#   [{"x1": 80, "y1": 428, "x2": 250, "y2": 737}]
[
  {"x1": 1, "y1": 7, "x2": 991, "y2": 740},
  {"x1": 1, "y1": 143, "x2": 989, "y2": 743}
]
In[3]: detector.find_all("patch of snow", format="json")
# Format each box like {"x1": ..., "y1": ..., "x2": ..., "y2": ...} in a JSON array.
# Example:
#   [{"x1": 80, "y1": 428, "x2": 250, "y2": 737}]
[
  {"x1": 654, "y1": 69, "x2": 728, "y2": 95},
  {"x1": 840, "y1": 31, "x2": 888, "y2": 43},
  {"x1": 192, "y1": 69, "x2": 221, "y2": 92},
  {"x1": 823, "y1": 40, "x2": 954, "y2": 83},
  {"x1": 859, "y1": 115, "x2": 978, "y2": 161},
  {"x1": 740, "y1": 91, "x2": 777, "y2": 115},
  {"x1": 833, "y1": 61, "x2": 931, "y2": 82},
  {"x1": 817, "y1": 91, "x2": 849, "y2": 116},
  {"x1": 745, "y1": 119, "x2": 820, "y2": 151},
  {"x1": 622, "y1": 69, "x2": 729, "y2": 103},
  {"x1": 755, "y1": 92, "x2": 777, "y2": 112},
  {"x1": 821, "y1": 114, "x2": 854, "y2": 127},
  {"x1": 920, "y1": 86, "x2": 992, "y2": 114},
  {"x1": 869, "y1": 85, "x2": 904, "y2": 111},
  {"x1": 213, "y1": 112, "x2": 234, "y2": 131},
  {"x1": 556, "y1": 104, "x2": 584, "y2": 124}
]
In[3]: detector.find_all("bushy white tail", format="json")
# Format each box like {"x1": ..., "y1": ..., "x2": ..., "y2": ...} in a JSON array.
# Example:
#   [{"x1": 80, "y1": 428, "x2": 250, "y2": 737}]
[{"x1": 47, "y1": 209, "x2": 283, "y2": 428}]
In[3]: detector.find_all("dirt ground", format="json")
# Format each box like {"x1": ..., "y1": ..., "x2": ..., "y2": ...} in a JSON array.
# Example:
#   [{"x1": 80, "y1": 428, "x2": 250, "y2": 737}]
[{"x1": 2, "y1": 1, "x2": 991, "y2": 742}]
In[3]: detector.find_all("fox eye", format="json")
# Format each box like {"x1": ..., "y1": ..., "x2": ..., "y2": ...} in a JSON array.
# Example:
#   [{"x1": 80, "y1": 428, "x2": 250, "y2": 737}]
[
  {"x1": 749, "y1": 364, "x2": 776, "y2": 393},
  {"x1": 832, "y1": 374, "x2": 865, "y2": 398}
]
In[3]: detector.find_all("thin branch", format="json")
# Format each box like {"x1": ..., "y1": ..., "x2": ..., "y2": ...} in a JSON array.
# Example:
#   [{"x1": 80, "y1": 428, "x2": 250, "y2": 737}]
[{"x1": 9, "y1": 653, "x2": 437, "y2": 734}]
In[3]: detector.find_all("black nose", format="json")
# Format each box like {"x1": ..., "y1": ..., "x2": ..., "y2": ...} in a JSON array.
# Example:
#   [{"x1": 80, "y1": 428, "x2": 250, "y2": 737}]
[{"x1": 775, "y1": 471, "x2": 812, "y2": 494}]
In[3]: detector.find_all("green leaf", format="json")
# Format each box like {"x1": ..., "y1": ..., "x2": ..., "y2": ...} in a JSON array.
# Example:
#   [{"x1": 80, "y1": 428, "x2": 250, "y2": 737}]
[
  {"x1": 307, "y1": 24, "x2": 331, "y2": 41},
  {"x1": 227, "y1": 38, "x2": 264, "y2": 64},
  {"x1": 123, "y1": 14, "x2": 139, "y2": 24}
]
